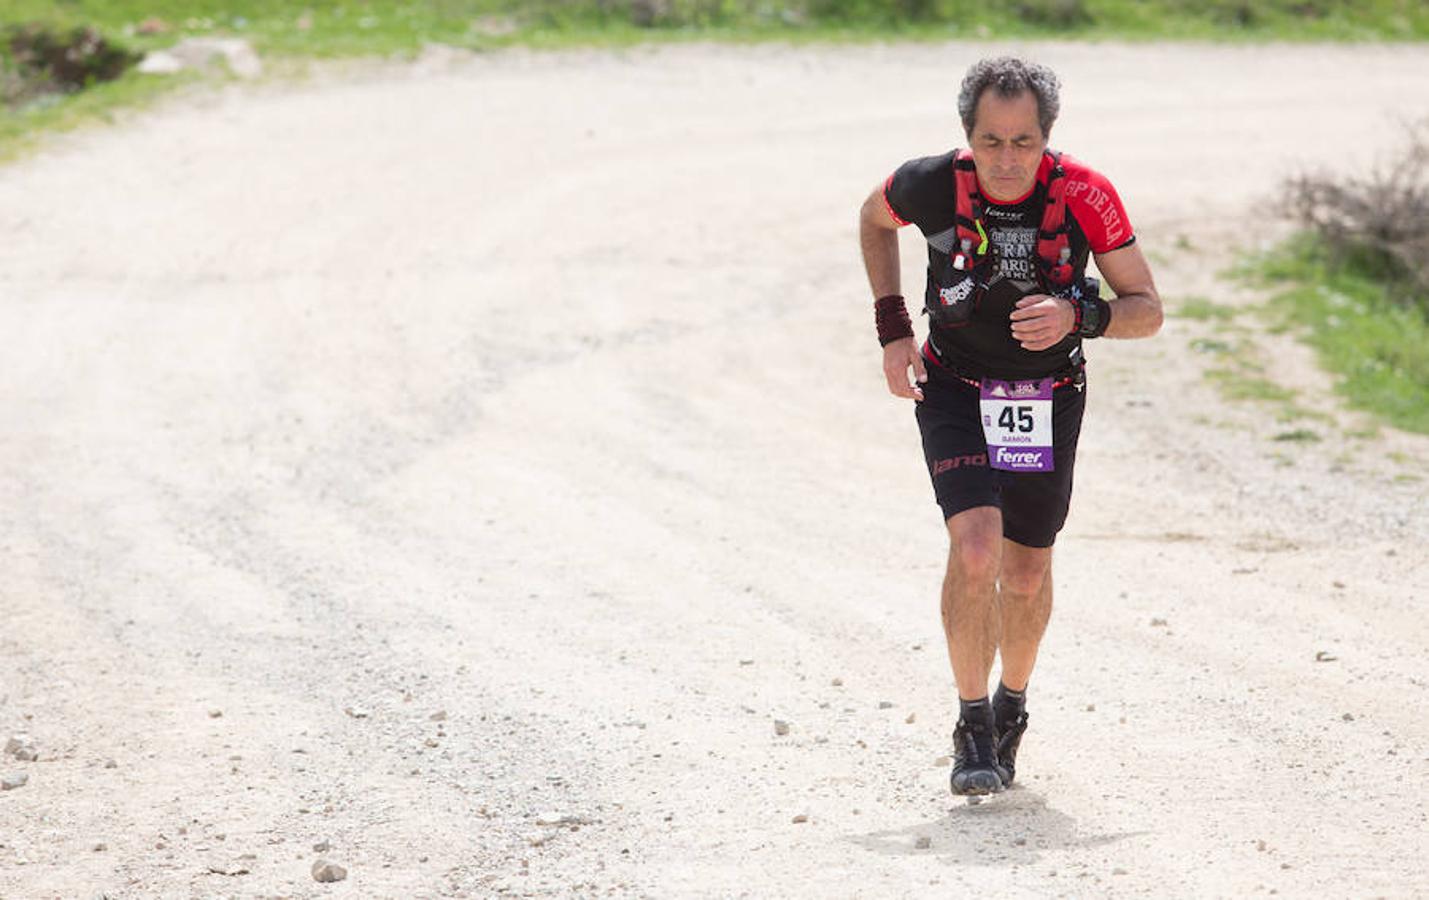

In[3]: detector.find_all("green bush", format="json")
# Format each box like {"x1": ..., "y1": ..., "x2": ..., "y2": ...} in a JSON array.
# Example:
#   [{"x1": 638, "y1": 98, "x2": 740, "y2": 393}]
[{"x1": 1013, "y1": 0, "x2": 1093, "y2": 29}]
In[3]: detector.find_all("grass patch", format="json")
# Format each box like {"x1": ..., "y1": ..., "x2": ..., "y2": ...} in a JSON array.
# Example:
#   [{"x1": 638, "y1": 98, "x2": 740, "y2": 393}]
[
  {"x1": 0, "y1": 1, "x2": 1425, "y2": 57},
  {"x1": 0, "y1": 65, "x2": 195, "y2": 162},
  {"x1": 1189, "y1": 336, "x2": 1235, "y2": 355},
  {"x1": 1175, "y1": 296, "x2": 1241, "y2": 322},
  {"x1": 1205, "y1": 367, "x2": 1297, "y2": 404},
  {"x1": 1243, "y1": 234, "x2": 1429, "y2": 435},
  {"x1": 1272, "y1": 427, "x2": 1321, "y2": 443}
]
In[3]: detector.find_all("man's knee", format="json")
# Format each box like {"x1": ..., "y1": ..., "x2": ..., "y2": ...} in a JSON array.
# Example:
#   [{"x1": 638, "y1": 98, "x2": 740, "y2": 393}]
[
  {"x1": 999, "y1": 565, "x2": 1048, "y2": 598},
  {"x1": 1000, "y1": 545, "x2": 1053, "y2": 598},
  {"x1": 945, "y1": 507, "x2": 1002, "y2": 586}
]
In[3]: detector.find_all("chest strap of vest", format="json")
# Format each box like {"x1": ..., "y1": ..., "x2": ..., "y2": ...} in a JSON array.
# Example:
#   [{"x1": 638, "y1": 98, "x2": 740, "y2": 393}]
[
  {"x1": 951, "y1": 149, "x2": 1074, "y2": 290},
  {"x1": 1036, "y1": 153, "x2": 1074, "y2": 288}
]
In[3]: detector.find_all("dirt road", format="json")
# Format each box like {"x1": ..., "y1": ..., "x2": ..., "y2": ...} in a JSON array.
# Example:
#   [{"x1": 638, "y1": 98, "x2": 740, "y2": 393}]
[{"x1": 1, "y1": 41, "x2": 1427, "y2": 897}]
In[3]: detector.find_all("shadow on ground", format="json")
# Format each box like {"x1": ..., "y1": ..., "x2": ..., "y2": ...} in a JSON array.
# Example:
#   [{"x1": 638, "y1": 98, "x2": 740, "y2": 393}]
[{"x1": 848, "y1": 787, "x2": 1144, "y2": 866}]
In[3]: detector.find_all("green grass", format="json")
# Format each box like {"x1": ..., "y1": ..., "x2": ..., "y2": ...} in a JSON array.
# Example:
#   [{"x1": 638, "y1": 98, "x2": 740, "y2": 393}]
[
  {"x1": 3, "y1": 1, "x2": 1428, "y2": 57},
  {"x1": 1205, "y1": 368, "x2": 1298, "y2": 404},
  {"x1": 1242, "y1": 234, "x2": 1429, "y2": 435},
  {"x1": 1175, "y1": 296, "x2": 1242, "y2": 322},
  {"x1": 0, "y1": 67, "x2": 199, "y2": 162}
]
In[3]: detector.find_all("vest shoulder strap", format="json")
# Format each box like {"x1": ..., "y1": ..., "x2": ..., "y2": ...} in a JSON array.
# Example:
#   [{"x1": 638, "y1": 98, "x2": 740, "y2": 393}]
[{"x1": 950, "y1": 148, "x2": 1076, "y2": 288}]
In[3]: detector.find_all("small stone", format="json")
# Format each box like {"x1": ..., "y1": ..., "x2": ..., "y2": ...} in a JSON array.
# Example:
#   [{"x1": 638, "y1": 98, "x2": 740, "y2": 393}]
[
  {"x1": 831, "y1": 678, "x2": 843, "y2": 687},
  {"x1": 813, "y1": 736, "x2": 828, "y2": 744},
  {"x1": 93, "y1": 843, "x2": 107, "y2": 852},
  {"x1": 429, "y1": 710, "x2": 447, "y2": 722},
  {"x1": 4, "y1": 734, "x2": 36, "y2": 759},
  {"x1": 774, "y1": 720, "x2": 790, "y2": 736},
  {"x1": 1085, "y1": 704, "x2": 1096, "y2": 712},
  {"x1": 425, "y1": 738, "x2": 439, "y2": 748},
  {"x1": 312, "y1": 859, "x2": 347, "y2": 883},
  {"x1": 915, "y1": 836, "x2": 931, "y2": 849},
  {"x1": 1315, "y1": 650, "x2": 1338, "y2": 662},
  {"x1": 1112, "y1": 867, "x2": 1128, "y2": 876},
  {"x1": 104, "y1": 759, "x2": 118, "y2": 768},
  {"x1": 933, "y1": 756, "x2": 950, "y2": 767},
  {"x1": 791, "y1": 814, "x2": 808, "y2": 824},
  {"x1": 1332, "y1": 580, "x2": 1345, "y2": 589},
  {"x1": 911, "y1": 643, "x2": 923, "y2": 651},
  {"x1": 344, "y1": 706, "x2": 370, "y2": 719},
  {"x1": 738, "y1": 659, "x2": 754, "y2": 666},
  {"x1": 905, "y1": 712, "x2": 917, "y2": 724},
  {"x1": 878, "y1": 701, "x2": 894, "y2": 709},
  {"x1": 1150, "y1": 618, "x2": 1169, "y2": 627},
  {"x1": 208, "y1": 709, "x2": 223, "y2": 718},
  {"x1": 1, "y1": 772, "x2": 28, "y2": 790},
  {"x1": 1013, "y1": 837, "x2": 1027, "y2": 846},
  {"x1": 208, "y1": 861, "x2": 251, "y2": 876},
  {"x1": 1256, "y1": 839, "x2": 1268, "y2": 852},
  {"x1": 1341, "y1": 712, "x2": 1355, "y2": 722},
  {"x1": 313, "y1": 839, "x2": 331, "y2": 853}
]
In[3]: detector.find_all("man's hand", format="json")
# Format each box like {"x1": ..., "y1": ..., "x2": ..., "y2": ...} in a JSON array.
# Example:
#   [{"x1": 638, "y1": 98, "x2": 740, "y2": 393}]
[
  {"x1": 1010, "y1": 294, "x2": 1075, "y2": 351},
  {"x1": 882, "y1": 336, "x2": 926, "y2": 401}
]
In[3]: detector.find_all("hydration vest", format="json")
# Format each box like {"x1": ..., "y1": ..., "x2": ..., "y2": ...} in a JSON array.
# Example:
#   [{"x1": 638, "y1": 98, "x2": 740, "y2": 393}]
[{"x1": 949, "y1": 148, "x2": 1075, "y2": 290}]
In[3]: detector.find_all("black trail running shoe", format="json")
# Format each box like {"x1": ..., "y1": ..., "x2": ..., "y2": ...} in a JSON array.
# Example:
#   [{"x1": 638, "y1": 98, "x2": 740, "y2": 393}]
[
  {"x1": 995, "y1": 709, "x2": 1029, "y2": 786},
  {"x1": 950, "y1": 717, "x2": 1009, "y2": 796}
]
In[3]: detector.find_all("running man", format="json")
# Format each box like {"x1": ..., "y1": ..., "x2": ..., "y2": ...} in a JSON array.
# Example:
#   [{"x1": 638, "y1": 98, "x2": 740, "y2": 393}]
[{"x1": 858, "y1": 57, "x2": 1163, "y2": 795}]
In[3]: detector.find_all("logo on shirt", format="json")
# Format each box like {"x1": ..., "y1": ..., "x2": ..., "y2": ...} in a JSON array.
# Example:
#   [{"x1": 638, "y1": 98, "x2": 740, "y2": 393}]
[
  {"x1": 1064, "y1": 180, "x2": 1126, "y2": 246},
  {"x1": 982, "y1": 205, "x2": 1023, "y2": 222},
  {"x1": 990, "y1": 226, "x2": 1037, "y2": 280}
]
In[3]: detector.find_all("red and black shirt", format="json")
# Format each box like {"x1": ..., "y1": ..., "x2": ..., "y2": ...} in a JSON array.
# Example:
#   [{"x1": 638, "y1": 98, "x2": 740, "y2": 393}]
[{"x1": 883, "y1": 150, "x2": 1136, "y2": 380}]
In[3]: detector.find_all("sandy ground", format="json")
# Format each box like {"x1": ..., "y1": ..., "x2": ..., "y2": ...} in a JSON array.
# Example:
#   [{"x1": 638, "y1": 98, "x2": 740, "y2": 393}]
[{"x1": 1, "y1": 40, "x2": 1428, "y2": 898}]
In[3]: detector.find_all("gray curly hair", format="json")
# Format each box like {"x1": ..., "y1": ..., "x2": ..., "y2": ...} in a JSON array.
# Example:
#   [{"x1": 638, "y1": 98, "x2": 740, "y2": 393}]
[{"x1": 957, "y1": 57, "x2": 1061, "y2": 139}]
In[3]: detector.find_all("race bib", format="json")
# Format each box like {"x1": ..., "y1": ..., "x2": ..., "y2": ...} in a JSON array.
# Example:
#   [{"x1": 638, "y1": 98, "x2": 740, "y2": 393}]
[{"x1": 980, "y1": 378, "x2": 1054, "y2": 472}]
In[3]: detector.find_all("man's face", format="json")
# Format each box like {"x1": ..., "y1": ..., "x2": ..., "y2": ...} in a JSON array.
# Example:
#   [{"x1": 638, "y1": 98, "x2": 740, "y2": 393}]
[{"x1": 967, "y1": 90, "x2": 1047, "y2": 203}]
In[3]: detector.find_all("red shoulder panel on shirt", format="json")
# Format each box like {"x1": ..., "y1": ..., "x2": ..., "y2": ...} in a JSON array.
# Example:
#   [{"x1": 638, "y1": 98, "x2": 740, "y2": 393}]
[
  {"x1": 1057, "y1": 153, "x2": 1134, "y2": 254},
  {"x1": 881, "y1": 172, "x2": 911, "y2": 227}
]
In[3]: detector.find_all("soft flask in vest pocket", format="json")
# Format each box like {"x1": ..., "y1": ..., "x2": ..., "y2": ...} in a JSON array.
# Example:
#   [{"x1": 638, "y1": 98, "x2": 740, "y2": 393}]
[{"x1": 924, "y1": 241, "x2": 991, "y2": 328}]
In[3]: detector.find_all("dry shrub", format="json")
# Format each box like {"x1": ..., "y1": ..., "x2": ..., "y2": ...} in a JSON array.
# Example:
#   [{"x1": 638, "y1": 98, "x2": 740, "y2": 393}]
[
  {"x1": 1281, "y1": 120, "x2": 1429, "y2": 307},
  {"x1": 4, "y1": 23, "x2": 140, "y2": 97}
]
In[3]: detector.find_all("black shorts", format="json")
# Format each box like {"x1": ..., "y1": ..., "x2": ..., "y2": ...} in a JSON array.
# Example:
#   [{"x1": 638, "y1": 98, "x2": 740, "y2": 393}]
[{"x1": 913, "y1": 364, "x2": 1087, "y2": 548}]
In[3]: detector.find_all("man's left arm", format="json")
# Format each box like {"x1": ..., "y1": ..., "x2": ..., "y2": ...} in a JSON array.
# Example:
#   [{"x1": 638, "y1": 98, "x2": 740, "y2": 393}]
[
  {"x1": 1009, "y1": 242, "x2": 1162, "y2": 350},
  {"x1": 1093, "y1": 241, "x2": 1163, "y2": 339}
]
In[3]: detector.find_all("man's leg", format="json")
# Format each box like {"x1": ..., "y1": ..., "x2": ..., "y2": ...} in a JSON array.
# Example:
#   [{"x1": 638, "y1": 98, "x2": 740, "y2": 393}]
[
  {"x1": 941, "y1": 505, "x2": 1012, "y2": 794},
  {"x1": 990, "y1": 539, "x2": 1053, "y2": 786},
  {"x1": 940, "y1": 506, "x2": 1004, "y2": 699},
  {"x1": 997, "y1": 540, "x2": 1054, "y2": 690}
]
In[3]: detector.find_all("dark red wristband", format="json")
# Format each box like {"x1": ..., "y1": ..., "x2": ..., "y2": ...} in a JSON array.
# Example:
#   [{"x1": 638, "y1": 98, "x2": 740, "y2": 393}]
[{"x1": 874, "y1": 294, "x2": 914, "y2": 346}]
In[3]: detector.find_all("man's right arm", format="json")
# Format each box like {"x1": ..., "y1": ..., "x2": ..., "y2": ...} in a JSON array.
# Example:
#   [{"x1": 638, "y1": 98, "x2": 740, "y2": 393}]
[
  {"x1": 860, "y1": 186, "x2": 903, "y2": 298},
  {"x1": 860, "y1": 185, "x2": 926, "y2": 401}
]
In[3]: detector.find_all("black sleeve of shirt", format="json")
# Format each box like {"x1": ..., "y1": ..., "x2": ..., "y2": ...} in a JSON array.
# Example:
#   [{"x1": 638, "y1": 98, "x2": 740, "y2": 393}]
[{"x1": 883, "y1": 151, "x2": 958, "y2": 237}]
